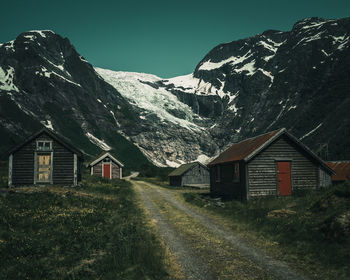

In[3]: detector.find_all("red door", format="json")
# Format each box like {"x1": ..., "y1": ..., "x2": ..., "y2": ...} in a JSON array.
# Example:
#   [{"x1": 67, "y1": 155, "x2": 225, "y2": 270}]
[
  {"x1": 277, "y1": 162, "x2": 291, "y2": 195},
  {"x1": 103, "y1": 164, "x2": 111, "y2": 179}
]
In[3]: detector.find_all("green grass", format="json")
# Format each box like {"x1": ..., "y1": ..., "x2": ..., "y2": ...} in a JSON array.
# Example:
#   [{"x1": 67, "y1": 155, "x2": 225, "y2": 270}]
[
  {"x1": 184, "y1": 182, "x2": 350, "y2": 279},
  {"x1": 0, "y1": 176, "x2": 168, "y2": 279}
]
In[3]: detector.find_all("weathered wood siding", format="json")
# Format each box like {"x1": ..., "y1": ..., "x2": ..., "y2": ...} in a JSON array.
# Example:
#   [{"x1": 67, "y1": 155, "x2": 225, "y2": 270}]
[
  {"x1": 247, "y1": 136, "x2": 322, "y2": 197},
  {"x1": 51, "y1": 138, "x2": 74, "y2": 185},
  {"x1": 210, "y1": 162, "x2": 245, "y2": 199},
  {"x1": 12, "y1": 140, "x2": 35, "y2": 186},
  {"x1": 111, "y1": 162, "x2": 121, "y2": 179},
  {"x1": 11, "y1": 132, "x2": 78, "y2": 186},
  {"x1": 91, "y1": 161, "x2": 122, "y2": 179},
  {"x1": 182, "y1": 164, "x2": 209, "y2": 186},
  {"x1": 319, "y1": 168, "x2": 332, "y2": 187},
  {"x1": 92, "y1": 162, "x2": 103, "y2": 176}
]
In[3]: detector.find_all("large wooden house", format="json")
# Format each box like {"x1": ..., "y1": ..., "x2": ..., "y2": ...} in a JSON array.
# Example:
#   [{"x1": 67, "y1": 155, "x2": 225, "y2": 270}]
[
  {"x1": 326, "y1": 161, "x2": 350, "y2": 184},
  {"x1": 208, "y1": 128, "x2": 334, "y2": 199},
  {"x1": 89, "y1": 152, "x2": 124, "y2": 179},
  {"x1": 8, "y1": 128, "x2": 83, "y2": 187},
  {"x1": 168, "y1": 162, "x2": 209, "y2": 187}
]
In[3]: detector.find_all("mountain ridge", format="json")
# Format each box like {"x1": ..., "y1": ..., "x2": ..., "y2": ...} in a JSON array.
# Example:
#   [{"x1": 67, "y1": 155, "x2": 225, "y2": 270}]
[{"x1": 1, "y1": 17, "x2": 349, "y2": 167}]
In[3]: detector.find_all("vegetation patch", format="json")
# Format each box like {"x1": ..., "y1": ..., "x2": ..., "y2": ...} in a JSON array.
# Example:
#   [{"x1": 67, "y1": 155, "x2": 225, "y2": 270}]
[
  {"x1": 183, "y1": 182, "x2": 350, "y2": 280},
  {"x1": 0, "y1": 177, "x2": 168, "y2": 279}
]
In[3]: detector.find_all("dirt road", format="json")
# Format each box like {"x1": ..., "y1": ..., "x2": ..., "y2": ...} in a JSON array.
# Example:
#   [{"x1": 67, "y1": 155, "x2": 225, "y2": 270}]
[{"x1": 132, "y1": 180, "x2": 309, "y2": 280}]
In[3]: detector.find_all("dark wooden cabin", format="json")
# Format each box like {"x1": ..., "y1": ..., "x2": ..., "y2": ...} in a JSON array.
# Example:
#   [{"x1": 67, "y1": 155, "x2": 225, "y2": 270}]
[
  {"x1": 89, "y1": 152, "x2": 124, "y2": 179},
  {"x1": 8, "y1": 128, "x2": 83, "y2": 187},
  {"x1": 168, "y1": 162, "x2": 210, "y2": 187},
  {"x1": 326, "y1": 161, "x2": 350, "y2": 184},
  {"x1": 208, "y1": 128, "x2": 334, "y2": 200}
]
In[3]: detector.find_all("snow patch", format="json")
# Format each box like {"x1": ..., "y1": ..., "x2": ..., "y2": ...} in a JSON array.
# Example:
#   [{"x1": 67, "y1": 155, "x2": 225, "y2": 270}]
[
  {"x1": 4, "y1": 40, "x2": 15, "y2": 52},
  {"x1": 86, "y1": 132, "x2": 111, "y2": 151},
  {"x1": 196, "y1": 154, "x2": 211, "y2": 164},
  {"x1": 0, "y1": 66, "x2": 19, "y2": 92},
  {"x1": 41, "y1": 120, "x2": 54, "y2": 130},
  {"x1": 234, "y1": 60, "x2": 256, "y2": 76},
  {"x1": 300, "y1": 123, "x2": 323, "y2": 140},
  {"x1": 199, "y1": 51, "x2": 253, "y2": 71},
  {"x1": 28, "y1": 30, "x2": 54, "y2": 38}
]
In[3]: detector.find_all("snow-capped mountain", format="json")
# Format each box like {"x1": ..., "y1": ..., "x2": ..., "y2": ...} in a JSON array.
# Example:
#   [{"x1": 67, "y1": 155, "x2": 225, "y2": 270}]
[{"x1": 1, "y1": 17, "x2": 350, "y2": 168}]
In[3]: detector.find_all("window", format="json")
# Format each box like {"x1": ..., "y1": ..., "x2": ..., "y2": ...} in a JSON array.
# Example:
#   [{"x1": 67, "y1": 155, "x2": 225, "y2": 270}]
[
  {"x1": 215, "y1": 165, "x2": 221, "y2": 182},
  {"x1": 103, "y1": 157, "x2": 111, "y2": 163},
  {"x1": 36, "y1": 141, "x2": 52, "y2": 151}
]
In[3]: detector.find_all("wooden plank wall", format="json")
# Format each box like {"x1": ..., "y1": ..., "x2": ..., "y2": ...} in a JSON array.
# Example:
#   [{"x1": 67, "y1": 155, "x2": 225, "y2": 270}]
[
  {"x1": 209, "y1": 163, "x2": 243, "y2": 198},
  {"x1": 247, "y1": 136, "x2": 319, "y2": 197},
  {"x1": 182, "y1": 164, "x2": 209, "y2": 186},
  {"x1": 51, "y1": 136, "x2": 74, "y2": 185},
  {"x1": 92, "y1": 161, "x2": 121, "y2": 179},
  {"x1": 111, "y1": 162, "x2": 121, "y2": 179},
  {"x1": 92, "y1": 162, "x2": 102, "y2": 176},
  {"x1": 12, "y1": 133, "x2": 76, "y2": 186},
  {"x1": 12, "y1": 140, "x2": 35, "y2": 186}
]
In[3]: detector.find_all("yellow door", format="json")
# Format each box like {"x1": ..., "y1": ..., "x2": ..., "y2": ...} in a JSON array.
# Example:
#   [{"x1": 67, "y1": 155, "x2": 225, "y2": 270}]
[{"x1": 37, "y1": 154, "x2": 51, "y2": 182}]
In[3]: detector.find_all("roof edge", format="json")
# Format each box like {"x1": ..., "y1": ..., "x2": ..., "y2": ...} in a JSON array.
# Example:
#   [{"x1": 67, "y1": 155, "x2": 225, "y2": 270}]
[
  {"x1": 244, "y1": 128, "x2": 286, "y2": 162},
  {"x1": 89, "y1": 152, "x2": 124, "y2": 167}
]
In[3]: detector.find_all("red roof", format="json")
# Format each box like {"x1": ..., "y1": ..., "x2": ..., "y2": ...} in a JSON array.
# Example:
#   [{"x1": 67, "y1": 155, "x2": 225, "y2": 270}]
[
  {"x1": 326, "y1": 161, "x2": 350, "y2": 182},
  {"x1": 209, "y1": 128, "x2": 284, "y2": 165}
]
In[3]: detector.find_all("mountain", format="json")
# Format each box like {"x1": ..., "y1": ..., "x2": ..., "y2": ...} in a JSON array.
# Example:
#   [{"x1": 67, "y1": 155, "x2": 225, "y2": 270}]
[
  {"x1": 0, "y1": 30, "x2": 151, "y2": 168},
  {"x1": 1, "y1": 17, "x2": 350, "y2": 168}
]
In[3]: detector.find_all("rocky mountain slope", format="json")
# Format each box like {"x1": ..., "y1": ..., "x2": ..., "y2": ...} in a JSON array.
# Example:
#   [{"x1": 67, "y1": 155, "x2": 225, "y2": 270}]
[
  {"x1": 1, "y1": 17, "x2": 350, "y2": 167},
  {"x1": 0, "y1": 30, "x2": 150, "y2": 168}
]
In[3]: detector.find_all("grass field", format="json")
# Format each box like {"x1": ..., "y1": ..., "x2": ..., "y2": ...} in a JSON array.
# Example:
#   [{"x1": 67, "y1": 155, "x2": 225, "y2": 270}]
[
  {"x1": 0, "y1": 176, "x2": 168, "y2": 280},
  {"x1": 184, "y1": 182, "x2": 350, "y2": 279}
]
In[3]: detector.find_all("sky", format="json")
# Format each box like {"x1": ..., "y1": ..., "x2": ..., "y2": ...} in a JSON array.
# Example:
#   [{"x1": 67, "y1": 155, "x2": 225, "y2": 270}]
[{"x1": 1, "y1": 0, "x2": 349, "y2": 78}]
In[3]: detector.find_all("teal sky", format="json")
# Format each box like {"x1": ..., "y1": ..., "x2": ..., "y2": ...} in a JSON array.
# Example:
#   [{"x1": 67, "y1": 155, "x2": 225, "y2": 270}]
[{"x1": 1, "y1": 0, "x2": 349, "y2": 78}]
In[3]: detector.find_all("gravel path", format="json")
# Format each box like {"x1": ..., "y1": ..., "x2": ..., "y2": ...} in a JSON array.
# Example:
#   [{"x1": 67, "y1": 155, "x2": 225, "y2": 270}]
[
  {"x1": 132, "y1": 180, "x2": 310, "y2": 280},
  {"x1": 134, "y1": 182, "x2": 215, "y2": 280}
]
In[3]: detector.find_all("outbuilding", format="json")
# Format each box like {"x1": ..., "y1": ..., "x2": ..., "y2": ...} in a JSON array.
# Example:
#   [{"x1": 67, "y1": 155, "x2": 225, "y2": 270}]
[
  {"x1": 208, "y1": 128, "x2": 334, "y2": 199},
  {"x1": 168, "y1": 161, "x2": 210, "y2": 187},
  {"x1": 8, "y1": 128, "x2": 83, "y2": 187},
  {"x1": 326, "y1": 161, "x2": 350, "y2": 184},
  {"x1": 88, "y1": 152, "x2": 124, "y2": 179}
]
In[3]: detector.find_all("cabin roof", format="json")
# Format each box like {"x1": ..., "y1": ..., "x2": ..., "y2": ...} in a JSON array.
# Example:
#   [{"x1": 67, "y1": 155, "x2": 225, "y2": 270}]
[
  {"x1": 88, "y1": 152, "x2": 124, "y2": 167},
  {"x1": 7, "y1": 128, "x2": 83, "y2": 158},
  {"x1": 326, "y1": 161, "x2": 350, "y2": 181},
  {"x1": 208, "y1": 128, "x2": 334, "y2": 174},
  {"x1": 168, "y1": 161, "x2": 207, "y2": 177}
]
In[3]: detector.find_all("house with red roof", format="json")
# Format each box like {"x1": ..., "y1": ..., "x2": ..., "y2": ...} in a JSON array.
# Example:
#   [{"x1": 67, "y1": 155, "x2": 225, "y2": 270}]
[
  {"x1": 326, "y1": 161, "x2": 350, "y2": 184},
  {"x1": 208, "y1": 128, "x2": 334, "y2": 199}
]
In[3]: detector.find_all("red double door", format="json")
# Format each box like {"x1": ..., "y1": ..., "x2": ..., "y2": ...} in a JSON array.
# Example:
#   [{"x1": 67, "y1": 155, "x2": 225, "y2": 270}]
[
  {"x1": 103, "y1": 164, "x2": 111, "y2": 179},
  {"x1": 277, "y1": 161, "x2": 291, "y2": 196}
]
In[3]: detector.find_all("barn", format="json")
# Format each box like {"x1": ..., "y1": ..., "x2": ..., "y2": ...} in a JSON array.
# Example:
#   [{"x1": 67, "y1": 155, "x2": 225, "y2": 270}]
[
  {"x1": 326, "y1": 161, "x2": 350, "y2": 184},
  {"x1": 168, "y1": 162, "x2": 210, "y2": 187},
  {"x1": 89, "y1": 152, "x2": 124, "y2": 179},
  {"x1": 208, "y1": 128, "x2": 334, "y2": 199},
  {"x1": 7, "y1": 128, "x2": 83, "y2": 187}
]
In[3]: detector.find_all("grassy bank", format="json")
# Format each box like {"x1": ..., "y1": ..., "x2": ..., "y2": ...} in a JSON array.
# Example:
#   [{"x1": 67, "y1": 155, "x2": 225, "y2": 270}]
[
  {"x1": 184, "y1": 182, "x2": 350, "y2": 279},
  {"x1": 0, "y1": 176, "x2": 168, "y2": 279}
]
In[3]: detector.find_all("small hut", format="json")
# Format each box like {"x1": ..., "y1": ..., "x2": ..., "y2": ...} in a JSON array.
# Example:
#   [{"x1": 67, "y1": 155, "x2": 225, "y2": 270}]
[
  {"x1": 7, "y1": 128, "x2": 83, "y2": 187},
  {"x1": 168, "y1": 162, "x2": 209, "y2": 187},
  {"x1": 326, "y1": 161, "x2": 350, "y2": 184},
  {"x1": 208, "y1": 128, "x2": 334, "y2": 199},
  {"x1": 89, "y1": 152, "x2": 124, "y2": 179}
]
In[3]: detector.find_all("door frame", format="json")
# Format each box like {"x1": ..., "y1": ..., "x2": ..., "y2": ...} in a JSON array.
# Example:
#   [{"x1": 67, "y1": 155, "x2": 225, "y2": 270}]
[
  {"x1": 275, "y1": 160, "x2": 292, "y2": 196},
  {"x1": 34, "y1": 151, "x2": 53, "y2": 184}
]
